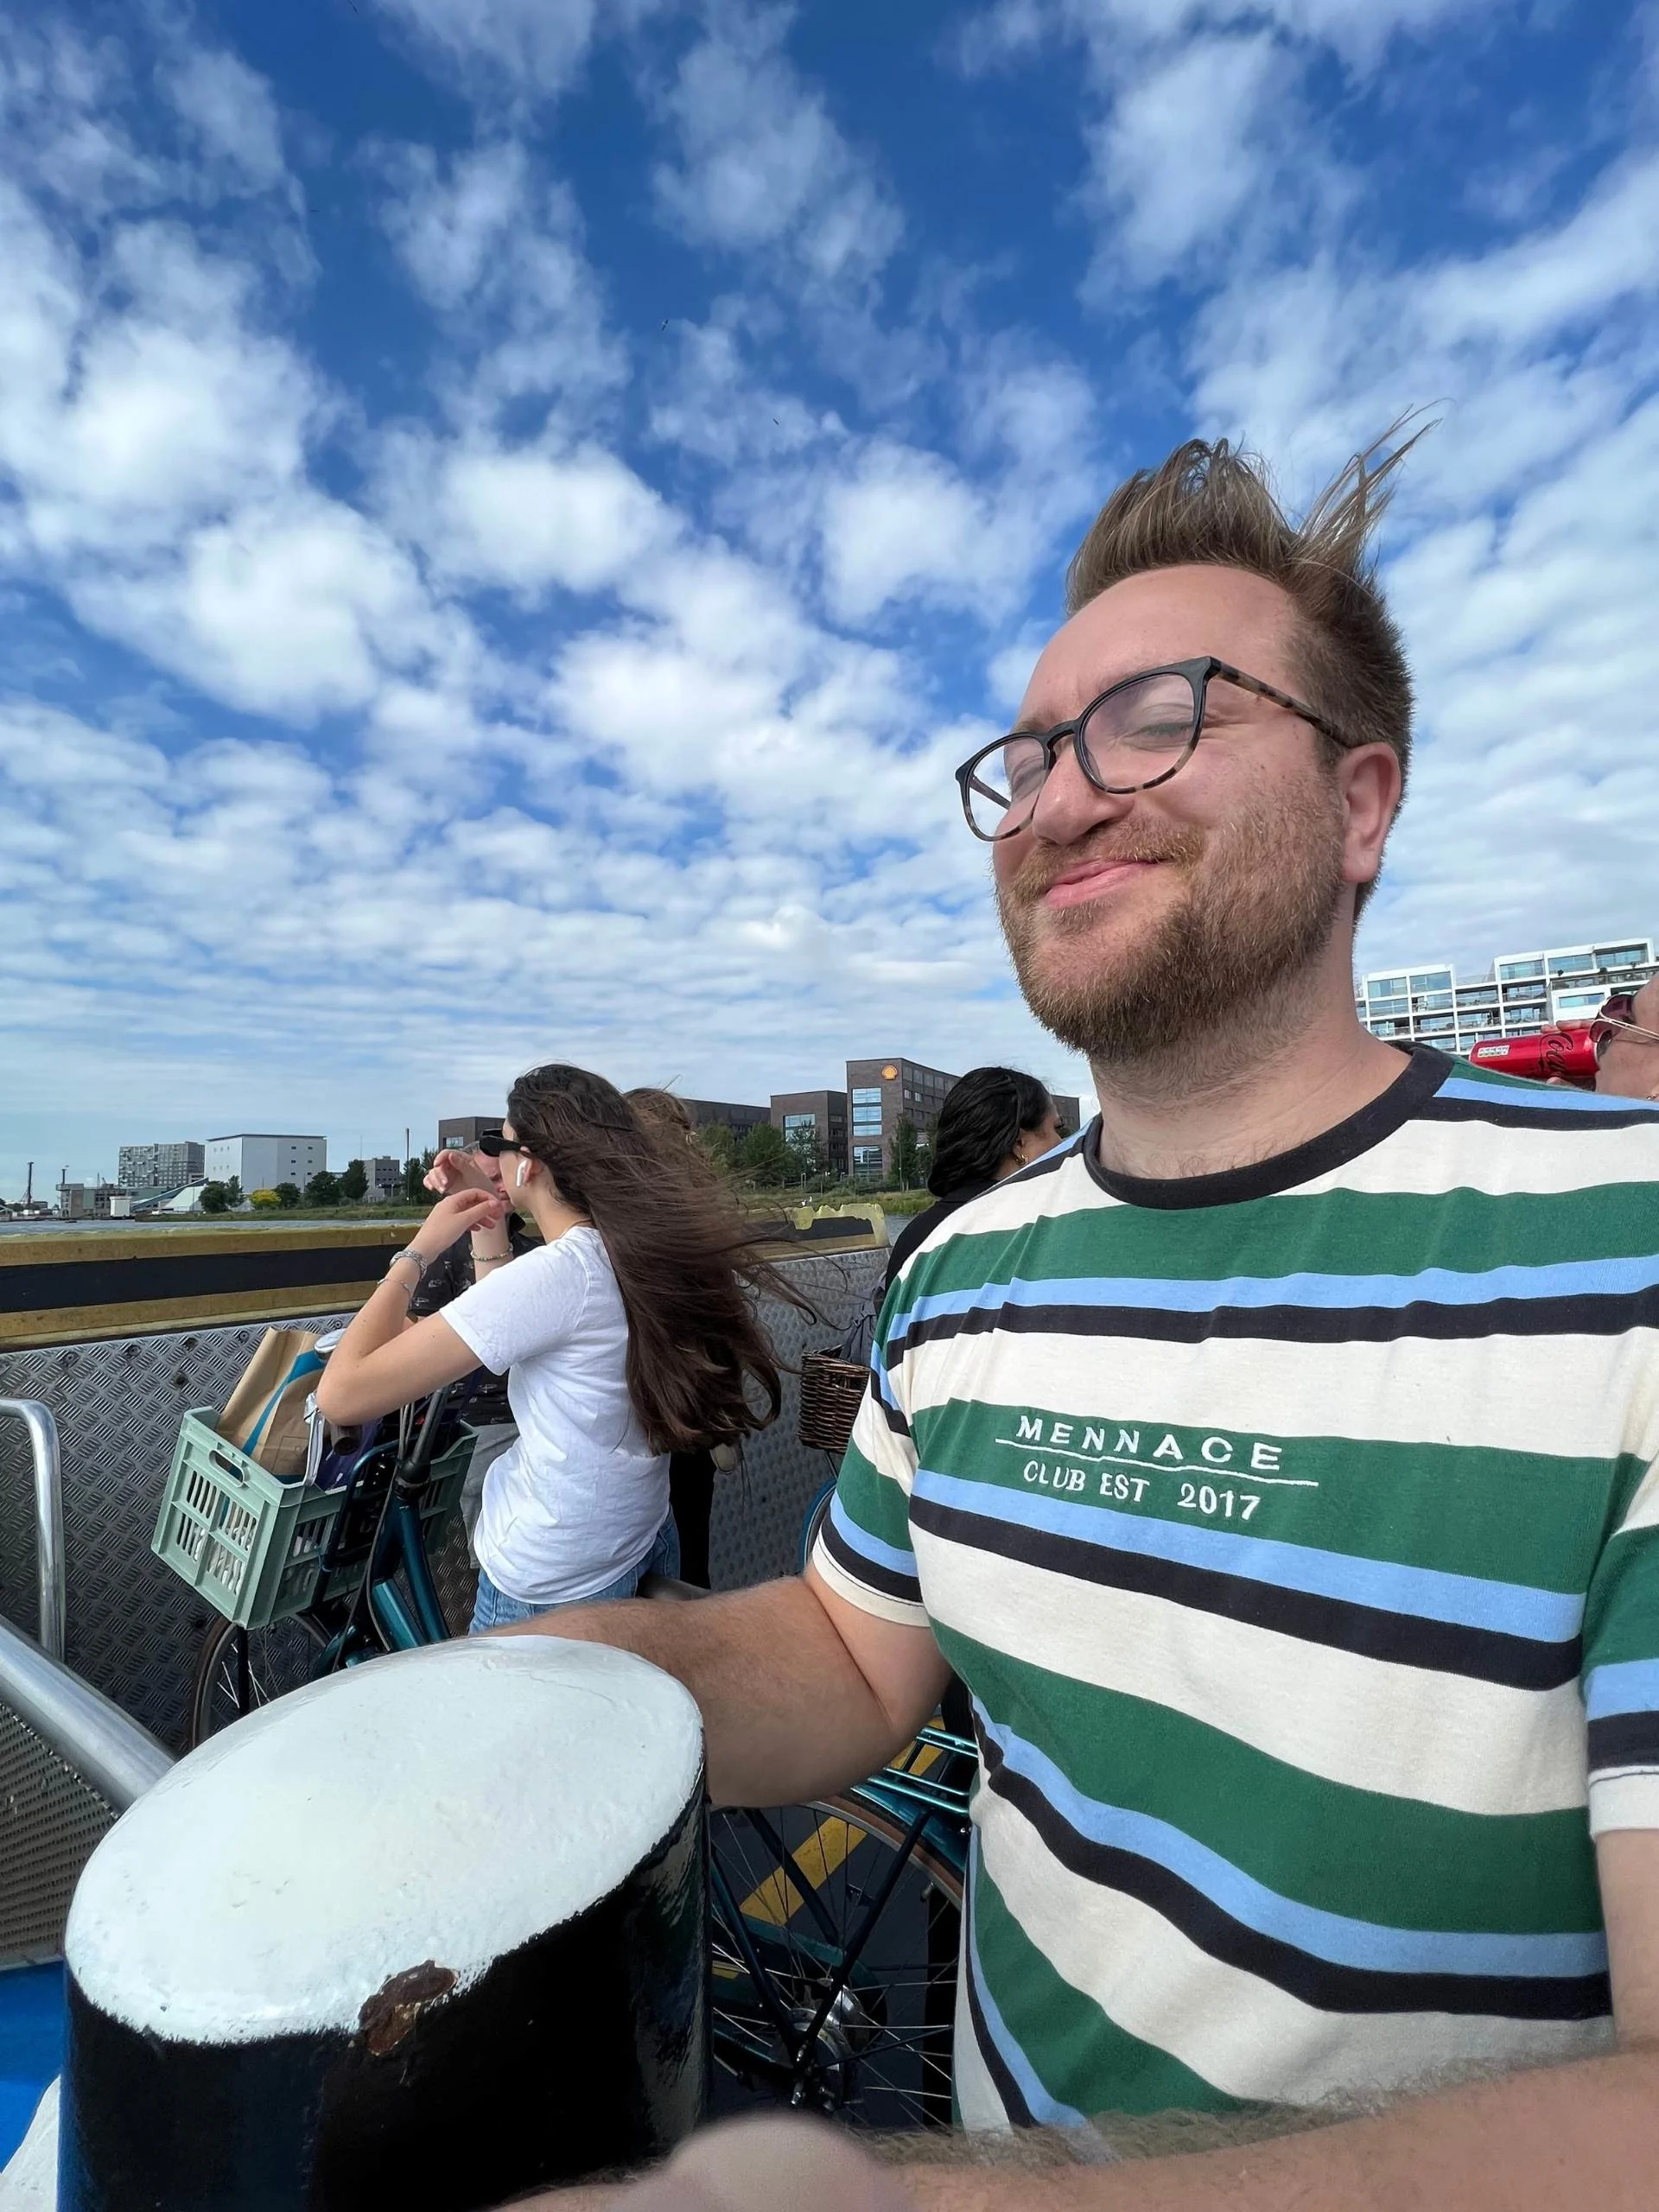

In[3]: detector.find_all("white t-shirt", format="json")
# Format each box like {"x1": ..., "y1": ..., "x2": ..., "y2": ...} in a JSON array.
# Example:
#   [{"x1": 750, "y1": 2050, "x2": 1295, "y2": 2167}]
[{"x1": 442, "y1": 1226, "x2": 669, "y2": 1605}]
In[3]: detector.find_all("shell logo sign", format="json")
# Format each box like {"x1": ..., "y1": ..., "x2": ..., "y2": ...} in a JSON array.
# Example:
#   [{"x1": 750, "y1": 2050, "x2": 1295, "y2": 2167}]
[{"x1": 882, "y1": 1065, "x2": 898, "y2": 1079}]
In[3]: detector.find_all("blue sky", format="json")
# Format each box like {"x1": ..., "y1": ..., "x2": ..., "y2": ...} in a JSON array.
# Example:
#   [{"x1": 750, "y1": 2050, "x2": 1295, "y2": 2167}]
[{"x1": 3, "y1": 0, "x2": 1657, "y2": 1192}]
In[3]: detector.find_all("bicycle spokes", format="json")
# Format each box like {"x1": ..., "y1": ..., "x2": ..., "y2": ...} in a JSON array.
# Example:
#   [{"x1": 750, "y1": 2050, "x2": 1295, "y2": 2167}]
[{"x1": 706, "y1": 1802, "x2": 959, "y2": 2130}]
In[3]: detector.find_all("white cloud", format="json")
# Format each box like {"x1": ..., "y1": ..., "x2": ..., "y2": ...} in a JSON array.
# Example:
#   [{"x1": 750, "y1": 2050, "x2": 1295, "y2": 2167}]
[
  {"x1": 647, "y1": 314, "x2": 839, "y2": 466},
  {"x1": 387, "y1": 435, "x2": 676, "y2": 594},
  {"x1": 1418, "y1": 156, "x2": 1659, "y2": 346},
  {"x1": 961, "y1": 0, "x2": 1491, "y2": 77},
  {"x1": 0, "y1": 19, "x2": 167, "y2": 214},
  {"x1": 651, "y1": 9, "x2": 902, "y2": 283},
  {"x1": 69, "y1": 492, "x2": 466, "y2": 720},
  {"x1": 365, "y1": 0, "x2": 601, "y2": 100},
  {"x1": 1087, "y1": 31, "x2": 1299, "y2": 279},
  {"x1": 819, "y1": 359, "x2": 1094, "y2": 625},
  {"x1": 0, "y1": 149, "x2": 455, "y2": 725},
  {"x1": 376, "y1": 141, "x2": 625, "y2": 420},
  {"x1": 960, "y1": 0, "x2": 1505, "y2": 285},
  {"x1": 161, "y1": 48, "x2": 286, "y2": 194},
  {"x1": 822, "y1": 443, "x2": 992, "y2": 623},
  {"x1": 378, "y1": 140, "x2": 531, "y2": 309},
  {"x1": 5, "y1": 0, "x2": 1643, "y2": 1205},
  {"x1": 986, "y1": 633, "x2": 1045, "y2": 713},
  {"x1": 0, "y1": 207, "x2": 317, "y2": 562}
]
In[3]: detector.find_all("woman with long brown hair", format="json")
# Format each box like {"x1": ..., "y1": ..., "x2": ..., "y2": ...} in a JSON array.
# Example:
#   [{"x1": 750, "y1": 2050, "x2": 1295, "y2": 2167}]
[{"x1": 316, "y1": 1064, "x2": 792, "y2": 1628}]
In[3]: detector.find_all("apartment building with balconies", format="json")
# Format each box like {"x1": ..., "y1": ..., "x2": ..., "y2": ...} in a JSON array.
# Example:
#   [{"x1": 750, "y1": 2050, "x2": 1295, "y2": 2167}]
[{"x1": 1357, "y1": 936, "x2": 1656, "y2": 1057}]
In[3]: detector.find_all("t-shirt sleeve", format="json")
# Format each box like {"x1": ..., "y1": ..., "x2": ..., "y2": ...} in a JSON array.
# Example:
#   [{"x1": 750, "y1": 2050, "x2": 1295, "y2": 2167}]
[
  {"x1": 1583, "y1": 1458, "x2": 1659, "y2": 1834},
  {"x1": 441, "y1": 1239, "x2": 589, "y2": 1377},
  {"x1": 810, "y1": 1276, "x2": 926, "y2": 1629}
]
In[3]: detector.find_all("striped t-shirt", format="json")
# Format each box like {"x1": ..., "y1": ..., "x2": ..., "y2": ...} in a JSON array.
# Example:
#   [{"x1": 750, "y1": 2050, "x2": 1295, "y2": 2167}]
[{"x1": 813, "y1": 1048, "x2": 1659, "y2": 2126}]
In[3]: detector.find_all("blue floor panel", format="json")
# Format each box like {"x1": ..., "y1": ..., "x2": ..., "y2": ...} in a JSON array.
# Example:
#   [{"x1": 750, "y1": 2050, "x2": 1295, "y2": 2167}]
[{"x1": 0, "y1": 1963, "x2": 65, "y2": 2167}]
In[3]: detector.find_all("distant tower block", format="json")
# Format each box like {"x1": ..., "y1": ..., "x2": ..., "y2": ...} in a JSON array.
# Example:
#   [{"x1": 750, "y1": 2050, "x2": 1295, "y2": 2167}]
[{"x1": 59, "y1": 1640, "x2": 707, "y2": 2211}]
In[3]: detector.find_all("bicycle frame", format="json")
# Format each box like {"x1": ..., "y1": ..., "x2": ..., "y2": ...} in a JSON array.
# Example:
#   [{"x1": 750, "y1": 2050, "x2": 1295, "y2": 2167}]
[
  {"x1": 847, "y1": 1726, "x2": 973, "y2": 1883},
  {"x1": 315, "y1": 1387, "x2": 459, "y2": 1668}
]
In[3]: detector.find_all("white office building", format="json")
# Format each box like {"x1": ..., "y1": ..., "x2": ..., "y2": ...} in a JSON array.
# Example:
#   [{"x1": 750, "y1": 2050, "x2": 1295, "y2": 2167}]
[
  {"x1": 1357, "y1": 936, "x2": 1656, "y2": 1058},
  {"x1": 204, "y1": 1135, "x2": 327, "y2": 1192}
]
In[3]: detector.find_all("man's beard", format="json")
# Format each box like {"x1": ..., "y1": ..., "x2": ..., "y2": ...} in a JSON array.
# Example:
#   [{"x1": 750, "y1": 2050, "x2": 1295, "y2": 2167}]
[{"x1": 998, "y1": 777, "x2": 1348, "y2": 1067}]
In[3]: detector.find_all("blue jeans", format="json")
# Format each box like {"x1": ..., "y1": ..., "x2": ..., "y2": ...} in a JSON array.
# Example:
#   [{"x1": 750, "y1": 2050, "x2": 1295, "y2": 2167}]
[{"x1": 468, "y1": 1515, "x2": 681, "y2": 1634}]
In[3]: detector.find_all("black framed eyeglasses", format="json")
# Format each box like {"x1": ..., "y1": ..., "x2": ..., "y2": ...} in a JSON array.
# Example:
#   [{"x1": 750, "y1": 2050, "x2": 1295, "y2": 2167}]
[
  {"x1": 953, "y1": 656, "x2": 1357, "y2": 843},
  {"x1": 474, "y1": 1132, "x2": 527, "y2": 1158}
]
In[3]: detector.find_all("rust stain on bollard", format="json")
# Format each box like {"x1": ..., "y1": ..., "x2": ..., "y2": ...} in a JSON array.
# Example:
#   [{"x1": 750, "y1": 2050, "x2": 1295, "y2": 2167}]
[{"x1": 358, "y1": 1961, "x2": 458, "y2": 2056}]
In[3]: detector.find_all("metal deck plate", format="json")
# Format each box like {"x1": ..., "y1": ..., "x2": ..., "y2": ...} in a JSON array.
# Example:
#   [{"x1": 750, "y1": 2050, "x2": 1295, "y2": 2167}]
[{"x1": 0, "y1": 1250, "x2": 882, "y2": 1751}]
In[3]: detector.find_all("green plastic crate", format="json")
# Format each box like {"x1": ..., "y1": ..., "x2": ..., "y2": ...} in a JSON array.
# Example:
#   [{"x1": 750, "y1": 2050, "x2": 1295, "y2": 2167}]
[{"x1": 153, "y1": 1410, "x2": 475, "y2": 1629}]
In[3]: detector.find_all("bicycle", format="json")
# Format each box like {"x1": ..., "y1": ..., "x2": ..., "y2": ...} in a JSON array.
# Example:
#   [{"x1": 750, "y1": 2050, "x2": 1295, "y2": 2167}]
[
  {"x1": 188, "y1": 1377, "x2": 475, "y2": 1747},
  {"x1": 698, "y1": 1353, "x2": 974, "y2": 2129}
]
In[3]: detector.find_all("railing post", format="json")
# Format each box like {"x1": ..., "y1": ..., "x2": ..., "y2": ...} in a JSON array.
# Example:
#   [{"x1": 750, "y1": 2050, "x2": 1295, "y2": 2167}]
[{"x1": 0, "y1": 1397, "x2": 66, "y2": 1660}]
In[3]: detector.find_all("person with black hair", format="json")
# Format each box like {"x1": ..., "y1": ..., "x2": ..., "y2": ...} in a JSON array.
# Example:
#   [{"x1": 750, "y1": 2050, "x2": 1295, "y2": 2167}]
[{"x1": 883, "y1": 1066, "x2": 1064, "y2": 1291}]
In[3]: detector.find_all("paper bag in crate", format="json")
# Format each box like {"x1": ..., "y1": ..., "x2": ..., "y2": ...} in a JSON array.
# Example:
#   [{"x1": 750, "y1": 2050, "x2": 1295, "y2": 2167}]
[{"x1": 219, "y1": 1327, "x2": 325, "y2": 1479}]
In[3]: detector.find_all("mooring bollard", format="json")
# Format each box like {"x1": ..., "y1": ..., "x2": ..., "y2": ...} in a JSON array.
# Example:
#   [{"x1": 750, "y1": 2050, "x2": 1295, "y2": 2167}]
[{"x1": 54, "y1": 1637, "x2": 707, "y2": 2211}]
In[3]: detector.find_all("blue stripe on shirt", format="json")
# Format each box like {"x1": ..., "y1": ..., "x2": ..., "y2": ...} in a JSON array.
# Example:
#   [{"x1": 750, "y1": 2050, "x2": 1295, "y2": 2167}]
[
  {"x1": 1436, "y1": 1077, "x2": 1659, "y2": 1117},
  {"x1": 890, "y1": 1253, "x2": 1659, "y2": 1338},
  {"x1": 828, "y1": 1489, "x2": 917, "y2": 1577},
  {"x1": 912, "y1": 1467, "x2": 1584, "y2": 1644},
  {"x1": 1585, "y1": 1656, "x2": 1659, "y2": 1719},
  {"x1": 979, "y1": 1710, "x2": 1608, "y2": 1981}
]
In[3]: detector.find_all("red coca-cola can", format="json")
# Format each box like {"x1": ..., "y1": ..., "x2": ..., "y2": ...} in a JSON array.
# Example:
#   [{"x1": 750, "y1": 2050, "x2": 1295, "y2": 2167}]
[{"x1": 1467, "y1": 1028, "x2": 1599, "y2": 1088}]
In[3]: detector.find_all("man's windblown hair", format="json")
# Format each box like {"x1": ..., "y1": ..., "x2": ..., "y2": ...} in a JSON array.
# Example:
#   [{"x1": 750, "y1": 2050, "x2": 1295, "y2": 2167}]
[{"x1": 1065, "y1": 421, "x2": 1425, "y2": 822}]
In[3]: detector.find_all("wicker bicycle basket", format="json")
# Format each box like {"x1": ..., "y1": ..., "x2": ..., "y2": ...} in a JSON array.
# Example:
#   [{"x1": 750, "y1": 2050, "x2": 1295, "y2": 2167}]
[{"x1": 798, "y1": 1352, "x2": 869, "y2": 1457}]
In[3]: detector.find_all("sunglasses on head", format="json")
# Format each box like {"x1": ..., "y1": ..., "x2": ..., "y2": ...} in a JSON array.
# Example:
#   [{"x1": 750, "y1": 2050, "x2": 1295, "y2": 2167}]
[{"x1": 1592, "y1": 993, "x2": 1659, "y2": 1060}]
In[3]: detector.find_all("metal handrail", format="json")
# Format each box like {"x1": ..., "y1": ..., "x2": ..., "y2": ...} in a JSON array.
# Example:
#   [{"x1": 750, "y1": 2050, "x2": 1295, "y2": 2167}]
[
  {"x1": 0, "y1": 1398, "x2": 65, "y2": 1660},
  {"x1": 0, "y1": 1611, "x2": 171, "y2": 1809}
]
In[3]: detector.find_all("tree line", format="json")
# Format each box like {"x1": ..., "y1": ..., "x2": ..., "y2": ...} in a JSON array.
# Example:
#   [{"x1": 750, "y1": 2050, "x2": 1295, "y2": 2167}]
[
  {"x1": 196, "y1": 1158, "x2": 389, "y2": 1212},
  {"x1": 191, "y1": 1116, "x2": 936, "y2": 1214}
]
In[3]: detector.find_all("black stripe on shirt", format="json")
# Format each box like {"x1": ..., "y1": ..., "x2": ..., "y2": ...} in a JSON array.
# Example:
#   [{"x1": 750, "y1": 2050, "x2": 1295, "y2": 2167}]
[
  {"x1": 1588, "y1": 1712, "x2": 1659, "y2": 1773},
  {"x1": 978, "y1": 1732, "x2": 1611, "y2": 2024},
  {"x1": 962, "y1": 1881, "x2": 1035, "y2": 2127},
  {"x1": 817, "y1": 1512, "x2": 922, "y2": 1606},
  {"x1": 873, "y1": 1387, "x2": 912, "y2": 1440},
  {"x1": 891, "y1": 1284, "x2": 1659, "y2": 1360},
  {"x1": 911, "y1": 1491, "x2": 1580, "y2": 1692}
]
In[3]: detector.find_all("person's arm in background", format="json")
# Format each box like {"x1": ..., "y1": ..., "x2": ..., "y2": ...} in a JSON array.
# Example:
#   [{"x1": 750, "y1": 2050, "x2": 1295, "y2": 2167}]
[
  {"x1": 424, "y1": 1147, "x2": 518, "y2": 1283},
  {"x1": 316, "y1": 1188, "x2": 504, "y2": 1424}
]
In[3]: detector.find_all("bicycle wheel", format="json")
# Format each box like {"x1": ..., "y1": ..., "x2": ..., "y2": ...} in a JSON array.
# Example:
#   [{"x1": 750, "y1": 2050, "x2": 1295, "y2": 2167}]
[
  {"x1": 188, "y1": 1612, "x2": 327, "y2": 1748},
  {"x1": 708, "y1": 1796, "x2": 963, "y2": 2131}
]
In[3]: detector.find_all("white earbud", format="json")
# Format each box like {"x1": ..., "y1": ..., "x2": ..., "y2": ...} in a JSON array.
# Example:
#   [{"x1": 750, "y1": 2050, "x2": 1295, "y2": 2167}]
[{"x1": 514, "y1": 1158, "x2": 529, "y2": 1187}]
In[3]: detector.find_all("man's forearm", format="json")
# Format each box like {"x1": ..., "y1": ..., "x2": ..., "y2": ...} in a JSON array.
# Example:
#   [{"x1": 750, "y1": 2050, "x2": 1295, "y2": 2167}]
[
  {"x1": 891, "y1": 2047, "x2": 1659, "y2": 2212},
  {"x1": 494, "y1": 1578, "x2": 913, "y2": 1806}
]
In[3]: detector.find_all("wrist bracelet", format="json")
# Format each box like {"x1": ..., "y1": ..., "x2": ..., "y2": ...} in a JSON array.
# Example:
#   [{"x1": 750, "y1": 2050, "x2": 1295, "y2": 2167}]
[{"x1": 388, "y1": 1248, "x2": 426, "y2": 1279}]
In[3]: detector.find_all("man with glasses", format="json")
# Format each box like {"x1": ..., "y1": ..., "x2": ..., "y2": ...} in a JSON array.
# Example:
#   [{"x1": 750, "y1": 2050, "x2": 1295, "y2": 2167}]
[
  {"x1": 1596, "y1": 978, "x2": 1659, "y2": 1100},
  {"x1": 519, "y1": 431, "x2": 1659, "y2": 2211}
]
